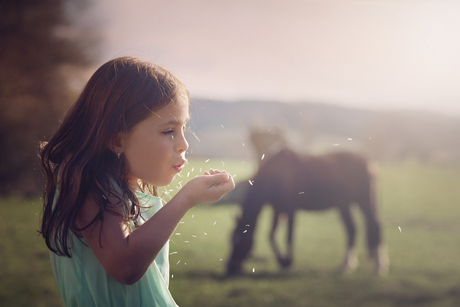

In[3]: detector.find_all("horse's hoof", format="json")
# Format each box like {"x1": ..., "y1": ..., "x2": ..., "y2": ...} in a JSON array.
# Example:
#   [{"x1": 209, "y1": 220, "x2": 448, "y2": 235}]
[
  {"x1": 279, "y1": 257, "x2": 292, "y2": 268},
  {"x1": 226, "y1": 259, "x2": 243, "y2": 276}
]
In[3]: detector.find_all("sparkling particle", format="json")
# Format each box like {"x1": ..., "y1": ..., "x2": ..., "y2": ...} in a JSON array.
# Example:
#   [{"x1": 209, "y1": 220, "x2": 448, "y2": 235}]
[
  {"x1": 183, "y1": 241, "x2": 189, "y2": 243},
  {"x1": 219, "y1": 259, "x2": 223, "y2": 261},
  {"x1": 242, "y1": 143, "x2": 245, "y2": 146},
  {"x1": 171, "y1": 274, "x2": 174, "y2": 278},
  {"x1": 252, "y1": 268, "x2": 255, "y2": 273},
  {"x1": 347, "y1": 138, "x2": 352, "y2": 141},
  {"x1": 398, "y1": 226, "x2": 402, "y2": 232},
  {"x1": 204, "y1": 232, "x2": 207, "y2": 235},
  {"x1": 169, "y1": 252, "x2": 177, "y2": 255},
  {"x1": 245, "y1": 224, "x2": 250, "y2": 227},
  {"x1": 192, "y1": 235, "x2": 197, "y2": 238},
  {"x1": 243, "y1": 230, "x2": 247, "y2": 233},
  {"x1": 191, "y1": 167, "x2": 195, "y2": 172},
  {"x1": 221, "y1": 125, "x2": 224, "y2": 128},
  {"x1": 299, "y1": 192, "x2": 304, "y2": 194},
  {"x1": 333, "y1": 143, "x2": 339, "y2": 146},
  {"x1": 176, "y1": 260, "x2": 181, "y2": 265},
  {"x1": 248, "y1": 180, "x2": 253, "y2": 185},
  {"x1": 205, "y1": 159, "x2": 210, "y2": 163},
  {"x1": 175, "y1": 233, "x2": 181, "y2": 235},
  {"x1": 213, "y1": 221, "x2": 217, "y2": 225},
  {"x1": 261, "y1": 154, "x2": 265, "y2": 160},
  {"x1": 186, "y1": 172, "x2": 190, "y2": 177},
  {"x1": 221, "y1": 161, "x2": 225, "y2": 166}
]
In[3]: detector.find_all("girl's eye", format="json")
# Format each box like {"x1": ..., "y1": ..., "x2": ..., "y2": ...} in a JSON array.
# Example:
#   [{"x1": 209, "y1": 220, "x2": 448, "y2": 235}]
[{"x1": 163, "y1": 129, "x2": 174, "y2": 135}]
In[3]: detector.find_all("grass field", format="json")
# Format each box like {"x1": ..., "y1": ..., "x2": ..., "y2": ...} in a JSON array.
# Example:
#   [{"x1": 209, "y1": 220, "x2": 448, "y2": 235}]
[{"x1": 1, "y1": 159, "x2": 460, "y2": 306}]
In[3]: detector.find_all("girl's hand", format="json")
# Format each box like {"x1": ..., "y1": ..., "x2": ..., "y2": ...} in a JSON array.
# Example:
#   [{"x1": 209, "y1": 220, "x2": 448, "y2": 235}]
[{"x1": 176, "y1": 169, "x2": 235, "y2": 208}]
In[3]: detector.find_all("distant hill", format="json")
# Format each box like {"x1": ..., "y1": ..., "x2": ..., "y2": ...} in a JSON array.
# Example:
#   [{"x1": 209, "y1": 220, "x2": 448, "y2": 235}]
[{"x1": 187, "y1": 98, "x2": 460, "y2": 164}]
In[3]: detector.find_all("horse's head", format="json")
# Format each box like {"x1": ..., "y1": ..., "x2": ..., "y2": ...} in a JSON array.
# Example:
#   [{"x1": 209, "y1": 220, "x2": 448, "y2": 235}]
[
  {"x1": 226, "y1": 215, "x2": 255, "y2": 276},
  {"x1": 250, "y1": 125, "x2": 287, "y2": 164}
]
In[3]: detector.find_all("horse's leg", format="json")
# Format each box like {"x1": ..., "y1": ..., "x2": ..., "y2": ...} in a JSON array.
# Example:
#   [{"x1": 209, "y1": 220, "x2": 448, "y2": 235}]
[
  {"x1": 338, "y1": 206, "x2": 359, "y2": 272},
  {"x1": 269, "y1": 209, "x2": 285, "y2": 267},
  {"x1": 282, "y1": 210, "x2": 295, "y2": 268}
]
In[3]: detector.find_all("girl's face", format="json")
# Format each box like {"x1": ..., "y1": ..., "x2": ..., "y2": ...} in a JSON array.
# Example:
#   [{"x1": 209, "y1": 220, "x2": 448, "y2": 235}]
[{"x1": 120, "y1": 95, "x2": 190, "y2": 188}]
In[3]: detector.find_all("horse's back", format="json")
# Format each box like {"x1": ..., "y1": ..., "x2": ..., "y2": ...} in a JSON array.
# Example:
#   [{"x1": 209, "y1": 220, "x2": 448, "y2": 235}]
[{"x1": 254, "y1": 149, "x2": 373, "y2": 210}]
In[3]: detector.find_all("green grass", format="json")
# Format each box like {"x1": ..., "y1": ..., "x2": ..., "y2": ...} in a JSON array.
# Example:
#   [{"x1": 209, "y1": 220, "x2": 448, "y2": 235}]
[{"x1": 2, "y1": 160, "x2": 460, "y2": 306}]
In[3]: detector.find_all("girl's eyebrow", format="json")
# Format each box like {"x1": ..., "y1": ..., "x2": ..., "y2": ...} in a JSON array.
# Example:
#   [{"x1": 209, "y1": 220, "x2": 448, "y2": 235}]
[{"x1": 159, "y1": 117, "x2": 190, "y2": 126}]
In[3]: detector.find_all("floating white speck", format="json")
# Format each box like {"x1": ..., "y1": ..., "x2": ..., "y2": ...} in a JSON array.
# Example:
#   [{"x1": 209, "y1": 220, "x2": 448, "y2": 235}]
[
  {"x1": 252, "y1": 268, "x2": 255, "y2": 273},
  {"x1": 245, "y1": 224, "x2": 250, "y2": 227},
  {"x1": 192, "y1": 215, "x2": 194, "y2": 218},
  {"x1": 261, "y1": 154, "x2": 265, "y2": 160},
  {"x1": 248, "y1": 180, "x2": 253, "y2": 185},
  {"x1": 242, "y1": 143, "x2": 245, "y2": 146},
  {"x1": 221, "y1": 125, "x2": 224, "y2": 128},
  {"x1": 191, "y1": 167, "x2": 194, "y2": 172},
  {"x1": 205, "y1": 159, "x2": 210, "y2": 163},
  {"x1": 243, "y1": 230, "x2": 247, "y2": 233},
  {"x1": 186, "y1": 172, "x2": 190, "y2": 177},
  {"x1": 369, "y1": 137, "x2": 372, "y2": 140},
  {"x1": 232, "y1": 174, "x2": 237, "y2": 178},
  {"x1": 398, "y1": 226, "x2": 402, "y2": 232},
  {"x1": 169, "y1": 252, "x2": 177, "y2": 255},
  {"x1": 347, "y1": 138, "x2": 352, "y2": 141},
  {"x1": 176, "y1": 260, "x2": 181, "y2": 265},
  {"x1": 333, "y1": 143, "x2": 339, "y2": 146},
  {"x1": 299, "y1": 192, "x2": 304, "y2": 194},
  {"x1": 219, "y1": 259, "x2": 223, "y2": 261},
  {"x1": 175, "y1": 233, "x2": 180, "y2": 235},
  {"x1": 192, "y1": 235, "x2": 197, "y2": 238},
  {"x1": 221, "y1": 161, "x2": 225, "y2": 166},
  {"x1": 213, "y1": 221, "x2": 217, "y2": 225},
  {"x1": 204, "y1": 232, "x2": 207, "y2": 235},
  {"x1": 183, "y1": 241, "x2": 189, "y2": 243}
]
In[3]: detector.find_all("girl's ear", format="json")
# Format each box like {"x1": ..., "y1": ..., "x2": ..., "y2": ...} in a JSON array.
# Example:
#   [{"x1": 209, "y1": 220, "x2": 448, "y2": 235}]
[{"x1": 109, "y1": 132, "x2": 124, "y2": 154}]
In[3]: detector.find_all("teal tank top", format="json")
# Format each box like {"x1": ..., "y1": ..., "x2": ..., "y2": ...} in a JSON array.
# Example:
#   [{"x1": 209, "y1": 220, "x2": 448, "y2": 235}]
[{"x1": 50, "y1": 191, "x2": 178, "y2": 307}]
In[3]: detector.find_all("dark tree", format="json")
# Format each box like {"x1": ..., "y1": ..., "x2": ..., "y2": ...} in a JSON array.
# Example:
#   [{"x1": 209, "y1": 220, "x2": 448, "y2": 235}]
[{"x1": 0, "y1": 0, "x2": 97, "y2": 195}]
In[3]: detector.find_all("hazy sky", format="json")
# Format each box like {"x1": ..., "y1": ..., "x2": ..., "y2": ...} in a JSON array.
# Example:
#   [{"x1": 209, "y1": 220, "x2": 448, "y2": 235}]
[{"x1": 83, "y1": 0, "x2": 460, "y2": 116}]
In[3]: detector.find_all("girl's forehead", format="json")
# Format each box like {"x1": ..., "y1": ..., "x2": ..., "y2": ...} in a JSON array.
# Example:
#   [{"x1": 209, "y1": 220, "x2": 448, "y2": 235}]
[{"x1": 146, "y1": 97, "x2": 190, "y2": 123}]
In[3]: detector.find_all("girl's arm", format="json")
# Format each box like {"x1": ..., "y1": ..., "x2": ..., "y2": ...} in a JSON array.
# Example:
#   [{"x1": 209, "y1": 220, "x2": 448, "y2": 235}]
[{"x1": 77, "y1": 170, "x2": 234, "y2": 285}]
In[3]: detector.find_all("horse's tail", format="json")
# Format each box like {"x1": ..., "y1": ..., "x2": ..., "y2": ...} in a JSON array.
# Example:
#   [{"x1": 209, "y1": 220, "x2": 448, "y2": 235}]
[{"x1": 359, "y1": 160, "x2": 390, "y2": 275}]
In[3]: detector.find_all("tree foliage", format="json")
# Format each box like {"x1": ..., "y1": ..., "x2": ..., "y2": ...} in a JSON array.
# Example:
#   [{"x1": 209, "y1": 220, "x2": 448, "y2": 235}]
[{"x1": 0, "y1": 0, "x2": 97, "y2": 195}]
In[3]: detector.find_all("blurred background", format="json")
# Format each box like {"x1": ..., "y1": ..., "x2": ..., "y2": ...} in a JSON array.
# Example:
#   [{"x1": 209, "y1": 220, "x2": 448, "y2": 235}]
[
  {"x1": 2, "y1": 0, "x2": 460, "y2": 195},
  {"x1": 1, "y1": 1, "x2": 460, "y2": 306}
]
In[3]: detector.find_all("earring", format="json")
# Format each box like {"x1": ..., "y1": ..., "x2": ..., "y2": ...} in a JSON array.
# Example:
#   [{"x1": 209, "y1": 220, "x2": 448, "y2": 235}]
[{"x1": 117, "y1": 152, "x2": 121, "y2": 159}]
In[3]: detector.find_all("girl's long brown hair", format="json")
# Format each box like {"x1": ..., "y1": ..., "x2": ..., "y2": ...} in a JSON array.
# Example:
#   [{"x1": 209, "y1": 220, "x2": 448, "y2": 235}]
[{"x1": 39, "y1": 56, "x2": 188, "y2": 257}]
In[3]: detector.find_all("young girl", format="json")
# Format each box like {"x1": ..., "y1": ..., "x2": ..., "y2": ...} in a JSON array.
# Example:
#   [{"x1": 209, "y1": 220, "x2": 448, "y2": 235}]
[{"x1": 39, "y1": 56, "x2": 235, "y2": 306}]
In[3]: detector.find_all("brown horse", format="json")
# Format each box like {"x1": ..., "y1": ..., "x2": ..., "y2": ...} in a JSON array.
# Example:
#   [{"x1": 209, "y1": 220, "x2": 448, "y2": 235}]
[{"x1": 226, "y1": 148, "x2": 389, "y2": 276}]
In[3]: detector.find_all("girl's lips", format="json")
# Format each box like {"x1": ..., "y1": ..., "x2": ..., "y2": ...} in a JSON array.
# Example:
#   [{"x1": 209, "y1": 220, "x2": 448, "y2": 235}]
[{"x1": 174, "y1": 163, "x2": 184, "y2": 172}]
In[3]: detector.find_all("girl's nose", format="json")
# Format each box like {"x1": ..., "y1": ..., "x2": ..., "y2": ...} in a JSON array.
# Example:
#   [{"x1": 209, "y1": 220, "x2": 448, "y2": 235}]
[{"x1": 176, "y1": 131, "x2": 189, "y2": 153}]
